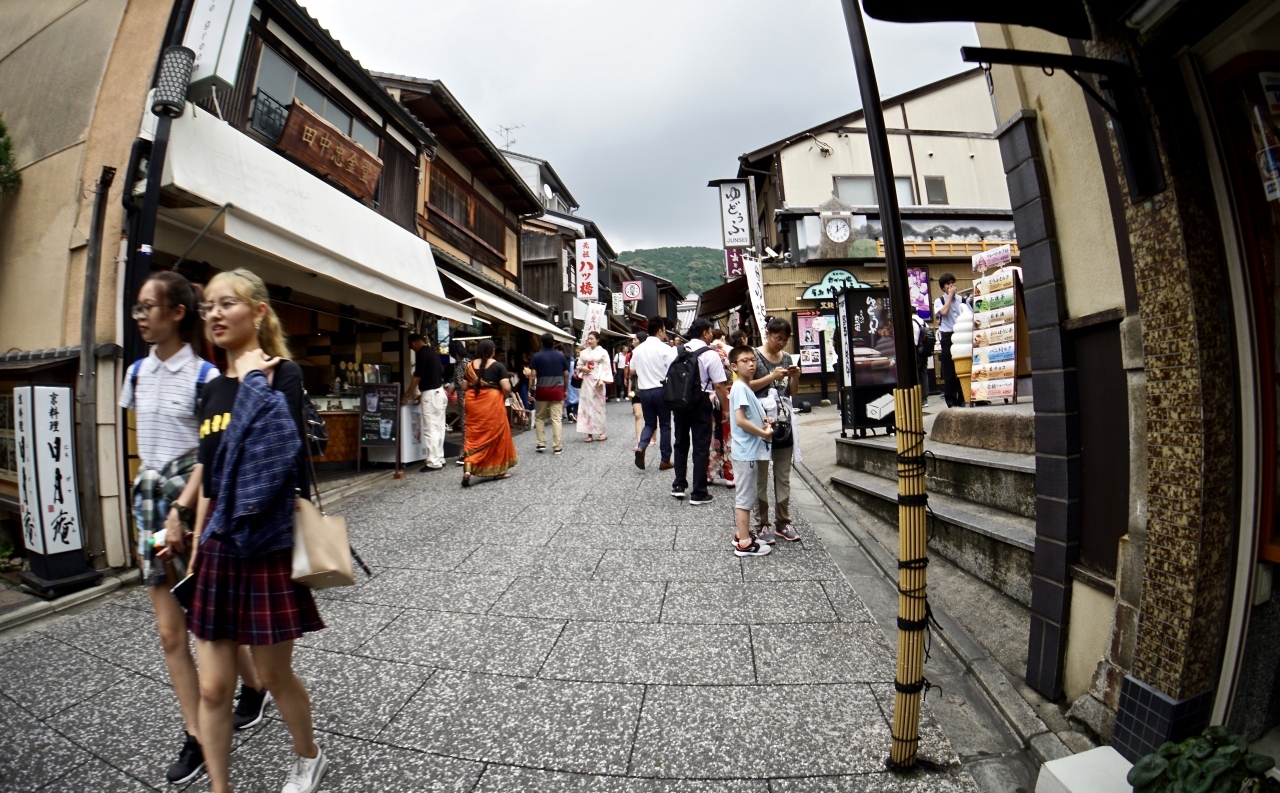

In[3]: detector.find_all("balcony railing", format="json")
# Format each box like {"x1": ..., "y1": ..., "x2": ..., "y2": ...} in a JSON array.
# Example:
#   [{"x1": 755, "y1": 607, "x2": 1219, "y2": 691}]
[
  {"x1": 249, "y1": 91, "x2": 289, "y2": 143},
  {"x1": 875, "y1": 239, "x2": 1020, "y2": 258}
]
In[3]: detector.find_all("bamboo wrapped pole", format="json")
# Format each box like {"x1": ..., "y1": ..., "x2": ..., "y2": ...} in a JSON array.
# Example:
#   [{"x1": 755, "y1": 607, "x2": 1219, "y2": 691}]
[{"x1": 838, "y1": 0, "x2": 929, "y2": 769}]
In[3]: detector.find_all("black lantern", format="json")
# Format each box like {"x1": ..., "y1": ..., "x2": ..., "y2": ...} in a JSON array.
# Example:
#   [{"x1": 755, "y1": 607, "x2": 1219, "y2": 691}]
[{"x1": 151, "y1": 46, "x2": 195, "y2": 118}]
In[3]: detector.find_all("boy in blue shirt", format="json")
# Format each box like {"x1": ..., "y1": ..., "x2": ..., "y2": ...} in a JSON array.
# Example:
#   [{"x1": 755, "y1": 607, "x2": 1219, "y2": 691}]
[{"x1": 728, "y1": 345, "x2": 774, "y2": 557}]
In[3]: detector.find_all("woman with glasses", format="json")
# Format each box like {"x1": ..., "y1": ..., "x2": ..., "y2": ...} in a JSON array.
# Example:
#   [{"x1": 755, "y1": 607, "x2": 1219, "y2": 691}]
[
  {"x1": 120, "y1": 272, "x2": 268, "y2": 786},
  {"x1": 746, "y1": 318, "x2": 803, "y2": 544},
  {"x1": 183, "y1": 268, "x2": 327, "y2": 793}
]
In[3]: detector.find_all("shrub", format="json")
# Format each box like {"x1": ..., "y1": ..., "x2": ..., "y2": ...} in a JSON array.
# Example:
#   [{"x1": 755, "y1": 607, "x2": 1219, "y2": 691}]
[{"x1": 1127, "y1": 726, "x2": 1275, "y2": 793}]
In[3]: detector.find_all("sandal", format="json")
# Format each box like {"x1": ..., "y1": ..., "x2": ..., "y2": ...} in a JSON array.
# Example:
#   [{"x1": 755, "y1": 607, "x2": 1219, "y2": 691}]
[
  {"x1": 461, "y1": 474, "x2": 471, "y2": 488},
  {"x1": 585, "y1": 436, "x2": 594, "y2": 443},
  {"x1": 598, "y1": 434, "x2": 608, "y2": 442}
]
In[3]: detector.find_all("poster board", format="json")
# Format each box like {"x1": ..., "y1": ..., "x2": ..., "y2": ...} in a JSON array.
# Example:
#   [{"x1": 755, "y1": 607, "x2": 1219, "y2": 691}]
[
  {"x1": 359, "y1": 384, "x2": 400, "y2": 447},
  {"x1": 834, "y1": 288, "x2": 896, "y2": 433},
  {"x1": 793, "y1": 310, "x2": 837, "y2": 374},
  {"x1": 969, "y1": 265, "x2": 1030, "y2": 403}
]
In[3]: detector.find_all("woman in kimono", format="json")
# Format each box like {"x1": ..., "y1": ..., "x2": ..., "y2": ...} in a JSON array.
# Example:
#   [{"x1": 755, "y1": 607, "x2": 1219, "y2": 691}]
[{"x1": 576, "y1": 331, "x2": 613, "y2": 441}]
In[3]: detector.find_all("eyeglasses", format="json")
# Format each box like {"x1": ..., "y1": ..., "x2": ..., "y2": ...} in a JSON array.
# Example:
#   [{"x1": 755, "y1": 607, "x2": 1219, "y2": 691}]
[
  {"x1": 130, "y1": 302, "x2": 167, "y2": 320},
  {"x1": 197, "y1": 298, "x2": 248, "y2": 320}
]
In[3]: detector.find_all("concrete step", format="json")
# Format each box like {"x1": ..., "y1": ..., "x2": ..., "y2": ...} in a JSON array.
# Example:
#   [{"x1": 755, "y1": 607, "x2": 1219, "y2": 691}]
[
  {"x1": 836, "y1": 435, "x2": 1036, "y2": 518},
  {"x1": 317, "y1": 471, "x2": 395, "y2": 505},
  {"x1": 829, "y1": 469, "x2": 1034, "y2": 606}
]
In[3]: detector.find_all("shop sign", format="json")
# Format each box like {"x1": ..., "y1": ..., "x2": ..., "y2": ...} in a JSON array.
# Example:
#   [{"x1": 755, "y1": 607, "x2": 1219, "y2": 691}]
[
  {"x1": 718, "y1": 181, "x2": 751, "y2": 248},
  {"x1": 359, "y1": 384, "x2": 400, "y2": 447},
  {"x1": 278, "y1": 101, "x2": 383, "y2": 202},
  {"x1": 575, "y1": 239, "x2": 598, "y2": 301},
  {"x1": 612, "y1": 292, "x2": 624, "y2": 316},
  {"x1": 621, "y1": 281, "x2": 643, "y2": 301},
  {"x1": 971, "y1": 244, "x2": 1013, "y2": 272},
  {"x1": 14, "y1": 386, "x2": 83, "y2": 556},
  {"x1": 182, "y1": 0, "x2": 254, "y2": 101},
  {"x1": 795, "y1": 310, "x2": 837, "y2": 374},
  {"x1": 743, "y1": 254, "x2": 767, "y2": 334},
  {"x1": 725, "y1": 248, "x2": 745, "y2": 279},
  {"x1": 581, "y1": 301, "x2": 607, "y2": 343},
  {"x1": 801, "y1": 269, "x2": 866, "y2": 300}
]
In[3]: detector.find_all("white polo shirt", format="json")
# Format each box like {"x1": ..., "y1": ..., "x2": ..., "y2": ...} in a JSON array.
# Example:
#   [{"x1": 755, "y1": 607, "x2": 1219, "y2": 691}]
[
  {"x1": 119, "y1": 343, "x2": 219, "y2": 470},
  {"x1": 629, "y1": 337, "x2": 678, "y2": 390}
]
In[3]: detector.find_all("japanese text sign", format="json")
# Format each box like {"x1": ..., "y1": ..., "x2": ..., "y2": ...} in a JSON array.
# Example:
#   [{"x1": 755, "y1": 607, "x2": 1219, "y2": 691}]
[
  {"x1": 182, "y1": 0, "x2": 254, "y2": 101},
  {"x1": 743, "y1": 254, "x2": 767, "y2": 335},
  {"x1": 971, "y1": 244, "x2": 1012, "y2": 272},
  {"x1": 718, "y1": 181, "x2": 752, "y2": 248},
  {"x1": 576, "y1": 239, "x2": 598, "y2": 301},
  {"x1": 621, "y1": 281, "x2": 643, "y2": 301},
  {"x1": 612, "y1": 292, "x2": 624, "y2": 316},
  {"x1": 278, "y1": 101, "x2": 383, "y2": 202},
  {"x1": 725, "y1": 248, "x2": 745, "y2": 279},
  {"x1": 15, "y1": 386, "x2": 83, "y2": 556}
]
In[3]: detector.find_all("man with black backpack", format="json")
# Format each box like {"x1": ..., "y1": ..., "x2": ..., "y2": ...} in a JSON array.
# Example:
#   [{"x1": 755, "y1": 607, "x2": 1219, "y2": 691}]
[{"x1": 664, "y1": 318, "x2": 728, "y2": 505}]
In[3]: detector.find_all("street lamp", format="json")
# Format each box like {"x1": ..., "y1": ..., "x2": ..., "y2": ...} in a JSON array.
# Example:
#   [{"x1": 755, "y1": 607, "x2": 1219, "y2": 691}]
[{"x1": 837, "y1": 0, "x2": 931, "y2": 771}]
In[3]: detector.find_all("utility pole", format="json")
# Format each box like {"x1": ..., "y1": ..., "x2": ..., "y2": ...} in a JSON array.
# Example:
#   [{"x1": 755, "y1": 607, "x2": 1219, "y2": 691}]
[{"x1": 838, "y1": 0, "x2": 930, "y2": 770}]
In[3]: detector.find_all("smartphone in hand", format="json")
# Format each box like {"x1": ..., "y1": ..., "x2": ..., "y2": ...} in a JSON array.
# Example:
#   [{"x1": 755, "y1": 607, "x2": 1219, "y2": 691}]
[{"x1": 171, "y1": 574, "x2": 197, "y2": 611}]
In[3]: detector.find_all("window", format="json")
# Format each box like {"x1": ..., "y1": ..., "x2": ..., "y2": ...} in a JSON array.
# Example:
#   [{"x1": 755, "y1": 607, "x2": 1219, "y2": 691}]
[
  {"x1": 430, "y1": 167, "x2": 469, "y2": 228},
  {"x1": 925, "y1": 176, "x2": 949, "y2": 205},
  {"x1": 429, "y1": 166, "x2": 510, "y2": 260},
  {"x1": 834, "y1": 175, "x2": 915, "y2": 206},
  {"x1": 474, "y1": 203, "x2": 505, "y2": 252},
  {"x1": 250, "y1": 46, "x2": 381, "y2": 154}
]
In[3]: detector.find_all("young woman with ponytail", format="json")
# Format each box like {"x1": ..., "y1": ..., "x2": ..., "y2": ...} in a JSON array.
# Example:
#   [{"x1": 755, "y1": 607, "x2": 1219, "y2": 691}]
[
  {"x1": 182, "y1": 268, "x2": 327, "y2": 793},
  {"x1": 120, "y1": 271, "x2": 268, "y2": 786}
]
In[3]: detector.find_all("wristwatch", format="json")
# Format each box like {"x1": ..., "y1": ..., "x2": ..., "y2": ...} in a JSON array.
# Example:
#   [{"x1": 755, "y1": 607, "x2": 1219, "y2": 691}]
[{"x1": 173, "y1": 503, "x2": 194, "y2": 527}]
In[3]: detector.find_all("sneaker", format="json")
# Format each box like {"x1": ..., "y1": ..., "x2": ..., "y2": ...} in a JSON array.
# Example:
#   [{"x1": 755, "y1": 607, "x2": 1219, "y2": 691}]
[
  {"x1": 455, "y1": 459, "x2": 465, "y2": 466},
  {"x1": 554, "y1": 448, "x2": 563, "y2": 455},
  {"x1": 733, "y1": 539, "x2": 772, "y2": 557},
  {"x1": 233, "y1": 684, "x2": 271, "y2": 730},
  {"x1": 166, "y1": 732, "x2": 206, "y2": 785},
  {"x1": 756, "y1": 525, "x2": 778, "y2": 544},
  {"x1": 536, "y1": 445, "x2": 546, "y2": 453},
  {"x1": 634, "y1": 449, "x2": 646, "y2": 470},
  {"x1": 281, "y1": 747, "x2": 328, "y2": 793},
  {"x1": 670, "y1": 488, "x2": 686, "y2": 499},
  {"x1": 689, "y1": 495, "x2": 714, "y2": 506},
  {"x1": 776, "y1": 524, "x2": 801, "y2": 542}
]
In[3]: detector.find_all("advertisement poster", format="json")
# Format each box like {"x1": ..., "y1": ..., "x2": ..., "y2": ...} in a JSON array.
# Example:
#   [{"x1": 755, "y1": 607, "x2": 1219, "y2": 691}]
[
  {"x1": 971, "y1": 379, "x2": 1016, "y2": 401},
  {"x1": 969, "y1": 266, "x2": 1022, "y2": 404},
  {"x1": 795, "y1": 311, "x2": 837, "y2": 374},
  {"x1": 974, "y1": 306, "x2": 1016, "y2": 330},
  {"x1": 908, "y1": 268, "x2": 930, "y2": 319},
  {"x1": 359, "y1": 384, "x2": 400, "y2": 447},
  {"x1": 846, "y1": 290, "x2": 896, "y2": 387},
  {"x1": 972, "y1": 244, "x2": 1013, "y2": 272}
]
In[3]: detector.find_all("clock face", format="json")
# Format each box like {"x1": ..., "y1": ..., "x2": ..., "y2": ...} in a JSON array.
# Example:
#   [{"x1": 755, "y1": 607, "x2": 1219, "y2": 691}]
[{"x1": 825, "y1": 217, "x2": 851, "y2": 243}]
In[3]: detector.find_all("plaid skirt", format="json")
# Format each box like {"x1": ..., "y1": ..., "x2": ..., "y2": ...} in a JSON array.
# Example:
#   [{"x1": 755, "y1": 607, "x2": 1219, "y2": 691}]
[{"x1": 186, "y1": 533, "x2": 324, "y2": 646}]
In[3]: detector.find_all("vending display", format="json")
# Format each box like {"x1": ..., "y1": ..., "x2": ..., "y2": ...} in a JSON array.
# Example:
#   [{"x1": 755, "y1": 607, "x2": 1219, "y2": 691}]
[{"x1": 967, "y1": 264, "x2": 1030, "y2": 404}]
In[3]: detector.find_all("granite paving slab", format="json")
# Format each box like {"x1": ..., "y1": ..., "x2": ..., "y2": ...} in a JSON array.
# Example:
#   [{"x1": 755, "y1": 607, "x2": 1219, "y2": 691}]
[
  {"x1": 739, "y1": 550, "x2": 845, "y2": 582},
  {"x1": 622, "y1": 505, "x2": 732, "y2": 526},
  {"x1": 385, "y1": 669, "x2": 643, "y2": 776},
  {"x1": 540, "y1": 621, "x2": 753, "y2": 685},
  {"x1": 358, "y1": 609, "x2": 564, "y2": 676},
  {"x1": 473, "y1": 766, "x2": 770, "y2": 792},
  {"x1": 659, "y1": 582, "x2": 838, "y2": 624},
  {"x1": 0, "y1": 693, "x2": 94, "y2": 793},
  {"x1": 456, "y1": 545, "x2": 605, "y2": 580},
  {"x1": 594, "y1": 550, "x2": 742, "y2": 583},
  {"x1": 341, "y1": 568, "x2": 515, "y2": 613},
  {"x1": 343, "y1": 536, "x2": 481, "y2": 572},
  {"x1": 750, "y1": 623, "x2": 895, "y2": 684},
  {"x1": 488, "y1": 578, "x2": 666, "y2": 623},
  {"x1": 291, "y1": 647, "x2": 435, "y2": 739},
  {"x1": 35, "y1": 758, "x2": 154, "y2": 792},
  {"x1": 551, "y1": 524, "x2": 678, "y2": 550},
  {"x1": 39, "y1": 604, "x2": 153, "y2": 654},
  {"x1": 438, "y1": 520, "x2": 566, "y2": 547},
  {"x1": 0, "y1": 638, "x2": 128, "y2": 719},
  {"x1": 819, "y1": 579, "x2": 877, "y2": 623},
  {"x1": 769, "y1": 771, "x2": 980, "y2": 792},
  {"x1": 295, "y1": 598, "x2": 403, "y2": 654},
  {"x1": 629, "y1": 683, "x2": 890, "y2": 779}
]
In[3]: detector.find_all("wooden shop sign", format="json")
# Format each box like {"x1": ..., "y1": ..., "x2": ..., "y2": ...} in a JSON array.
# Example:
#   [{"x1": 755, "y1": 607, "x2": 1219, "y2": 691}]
[{"x1": 277, "y1": 101, "x2": 382, "y2": 202}]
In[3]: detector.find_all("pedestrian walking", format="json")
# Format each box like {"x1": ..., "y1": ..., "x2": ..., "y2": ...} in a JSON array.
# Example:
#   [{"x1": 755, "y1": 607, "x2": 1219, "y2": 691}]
[
  {"x1": 727, "y1": 345, "x2": 774, "y2": 557},
  {"x1": 707, "y1": 329, "x2": 735, "y2": 487},
  {"x1": 629, "y1": 331, "x2": 647, "y2": 447},
  {"x1": 612, "y1": 345, "x2": 630, "y2": 401},
  {"x1": 747, "y1": 318, "x2": 802, "y2": 543},
  {"x1": 186, "y1": 268, "x2": 327, "y2": 793},
  {"x1": 668, "y1": 318, "x2": 728, "y2": 505},
  {"x1": 562, "y1": 344, "x2": 579, "y2": 423},
  {"x1": 934, "y1": 272, "x2": 964, "y2": 407},
  {"x1": 576, "y1": 331, "x2": 613, "y2": 442},
  {"x1": 404, "y1": 333, "x2": 445, "y2": 471},
  {"x1": 447, "y1": 340, "x2": 470, "y2": 447},
  {"x1": 912, "y1": 314, "x2": 931, "y2": 408},
  {"x1": 461, "y1": 339, "x2": 520, "y2": 487},
  {"x1": 630, "y1": 319, "x2": 676, "y2": 469},
  {"x1": 121, "y1": 271, "x2": 268, "y2": 786},
  {"x1": 530, "y1": 333, "x2": 571, "y2": 455}
]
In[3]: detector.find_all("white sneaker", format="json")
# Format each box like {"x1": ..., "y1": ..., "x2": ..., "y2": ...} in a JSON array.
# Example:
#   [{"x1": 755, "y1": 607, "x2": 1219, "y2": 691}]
[{"x1": 281, "y1": 747, "x2": 327, "y2": 793}]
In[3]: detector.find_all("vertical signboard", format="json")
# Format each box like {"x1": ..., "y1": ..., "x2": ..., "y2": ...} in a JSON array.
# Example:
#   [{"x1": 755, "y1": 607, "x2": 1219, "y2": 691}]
[
  {"x1": 834, "y1": 289, "x2": 896, "y2": 432},
  {"x1": 575, "y1": 239, "x2": 598, "y2": 301},
  {"x1": 794, "y1": 310, "x2": 837, "y2": 374},
  {"x1": 611, "y1": 292, "x2": 624, "y2": 316},
  {"x1": 359, "y1": 384, "x2": 401, "y2": 447},
  {"x1": 718, "y1": 181, "x2": 752, "y2": 248},
  {"x1": 725, "y1": 248, "x2": 745, "y2": 279},
  {"x1": 182, "y1": 0, "x2": 255, "y2": 101},
  {"x1": 581, "y1": 301, "x2": 607, "y2": 344},
  {"x1": 15, "y1": 386, "x2": 83, "y2": 555},
  {"x1": 742, "y1": 254, "x2": 768, "y2": 336}
]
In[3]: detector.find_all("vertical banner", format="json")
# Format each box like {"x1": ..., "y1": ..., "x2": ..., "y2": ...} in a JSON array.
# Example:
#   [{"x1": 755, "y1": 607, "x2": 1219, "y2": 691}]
[
  {"x1": 717, "y1": 181, "x2": 752, "y2": 248},
  {"x1": 575, "y1": 239, "x2": 598, "y2": 301},
  {"x1": 16, "y1": 386, "x2": 83, "y2": 555},
  {"x1": 742, "y1": 254, "x2": 767, "y2": 335},
  {"x1": 725, "y1": 248, "x2": 745, "y2": 279},
  {"x1": 437, "y1": 318, "x2": 451, "y2": 353},
  {"x1": 581, "y1": 301, "x2": 607, "y2": 343},
  {"x1": 907, "y1": 267, "x2": 931, "y2": 319},
  {"x1": 562, "y1": 247, "x2": 572, "y2": 293},
  {"x1": 182, "y1": 0, "x2": 255, "y2": 101},
  {"x1": 795, "y1": 311, "x2": 837, "y2": 374},
  {"x1": 611, "y1": 292, "x2": 624, "y2": 316}
]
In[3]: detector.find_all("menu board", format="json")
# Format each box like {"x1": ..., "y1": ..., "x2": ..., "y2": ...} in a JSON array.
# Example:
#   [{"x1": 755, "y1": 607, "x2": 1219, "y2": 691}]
[
  {"x1": 969, "y1": 267, "x2": 1022, "y2": 404},
  {"x1": 794, "y1": 310, "x2": 837, "y2": 374},
  {"x1": 359, "y1": 383, "x2": 400, "y2": 447}
]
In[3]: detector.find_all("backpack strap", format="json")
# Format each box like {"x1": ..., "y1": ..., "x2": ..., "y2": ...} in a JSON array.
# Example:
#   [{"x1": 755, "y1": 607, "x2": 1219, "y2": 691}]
[
  {"x1": 129, "y1": 359, "x2": 144, "y2": 394},
  {"x1": 195, "y1": 360, "x2": 215, "y2": 415}
]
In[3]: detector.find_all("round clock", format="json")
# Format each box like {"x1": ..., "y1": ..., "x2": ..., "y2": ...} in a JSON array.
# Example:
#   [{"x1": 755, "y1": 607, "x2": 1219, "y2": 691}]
[{"x1": 825, "y1": 217, "x2": 851, "y2": 243}]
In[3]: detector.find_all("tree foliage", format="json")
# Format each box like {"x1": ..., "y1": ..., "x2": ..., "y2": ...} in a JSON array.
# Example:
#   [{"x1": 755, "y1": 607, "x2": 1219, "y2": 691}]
[
  {"x1": 0, "y1": 115, "x2": 19, "y2": 200},
  {"x1": 617, "y1": 246, "x2": 725, "y2": 296}
]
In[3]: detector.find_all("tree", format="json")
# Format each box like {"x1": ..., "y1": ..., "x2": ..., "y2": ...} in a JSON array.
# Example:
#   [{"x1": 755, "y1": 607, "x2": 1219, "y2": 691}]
[{"x1": 0, "y1": 116, "x2": 20, "y2": 201}]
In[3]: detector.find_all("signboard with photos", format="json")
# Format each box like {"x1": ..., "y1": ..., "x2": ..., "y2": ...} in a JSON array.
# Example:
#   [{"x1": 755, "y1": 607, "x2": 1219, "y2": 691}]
[
  {"x1": 833, "y1": 288, "x2": 897, "y2": 434},
  {"x1": 969, "y1": 260, "x2": 1031, "y2": 404},
  {"x1": 794, "y1": 310, "x2": 837, "y2": 374}
]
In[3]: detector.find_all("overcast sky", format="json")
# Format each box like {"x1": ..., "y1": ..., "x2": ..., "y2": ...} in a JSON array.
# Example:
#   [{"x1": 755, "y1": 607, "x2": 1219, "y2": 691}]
[{"x1": 298, "y1": 1, "x2": 978, "y2": 252}]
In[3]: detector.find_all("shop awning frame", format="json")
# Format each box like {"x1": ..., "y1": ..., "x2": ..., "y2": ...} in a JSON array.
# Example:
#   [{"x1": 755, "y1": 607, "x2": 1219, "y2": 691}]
[{"x1": 440, "y1": 271, "x2": 574, "y2": 342}]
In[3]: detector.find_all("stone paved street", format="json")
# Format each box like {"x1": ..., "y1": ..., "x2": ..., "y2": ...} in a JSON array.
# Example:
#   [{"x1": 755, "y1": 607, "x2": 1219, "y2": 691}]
[{"x1": 0, "y1": 404, "x2": 977, "y2": 792}]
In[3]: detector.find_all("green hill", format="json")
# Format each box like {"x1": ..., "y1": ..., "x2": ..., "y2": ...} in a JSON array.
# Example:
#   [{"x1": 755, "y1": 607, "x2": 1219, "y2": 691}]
[{"x1": 617, "y1": 246, "x2": 724, "y2": 296}]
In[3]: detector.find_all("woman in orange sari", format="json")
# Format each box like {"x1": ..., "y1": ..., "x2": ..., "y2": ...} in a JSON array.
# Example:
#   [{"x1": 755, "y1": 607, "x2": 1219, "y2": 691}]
[{"x1": 461, "y1": 339, "x2": 519, "y2": 487}]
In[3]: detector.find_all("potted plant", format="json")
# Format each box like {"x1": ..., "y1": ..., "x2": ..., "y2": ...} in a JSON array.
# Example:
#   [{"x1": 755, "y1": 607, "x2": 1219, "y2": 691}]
[{"x1": 1127, "y1": 726, "x2": 1276, "y2": 792}]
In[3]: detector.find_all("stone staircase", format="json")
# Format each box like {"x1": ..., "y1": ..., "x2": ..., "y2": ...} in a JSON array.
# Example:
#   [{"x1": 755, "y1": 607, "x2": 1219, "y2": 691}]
[{"x1": 829, "y1": 405, "x2": 1036, "y2": 606}]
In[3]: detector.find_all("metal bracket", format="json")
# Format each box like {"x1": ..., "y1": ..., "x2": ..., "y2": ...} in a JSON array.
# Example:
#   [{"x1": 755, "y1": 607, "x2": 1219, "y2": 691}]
[{"x1": 961, "y1": 46, "x2": 1166, "y2": 200}]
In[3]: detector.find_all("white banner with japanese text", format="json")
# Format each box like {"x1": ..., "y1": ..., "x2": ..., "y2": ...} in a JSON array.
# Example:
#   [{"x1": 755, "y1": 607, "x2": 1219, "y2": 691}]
[
  {"x1": 743, "y1": 254, "x2": 768, "y2": 335},
  {"x1": 15, "y1": 385, "x2": 83, "y2": 555},
  {"x1": 575, "y1": 239, "x2": 598, "y2": 301},
  {"x1": 718, "y1": 181, "x2": 752, "y2": 248},
  {"x1": 581, "y1": 301, "x2": 607, "y2": 343}
]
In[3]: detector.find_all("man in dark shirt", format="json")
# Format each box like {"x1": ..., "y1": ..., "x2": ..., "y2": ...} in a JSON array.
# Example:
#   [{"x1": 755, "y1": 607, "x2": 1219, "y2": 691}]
[
  {"x1": 404, "y1": 333, "x2": 446, "y2": 471},
  {"x1": 529, "y1": 332, "x2": 570, "y2": 454}
]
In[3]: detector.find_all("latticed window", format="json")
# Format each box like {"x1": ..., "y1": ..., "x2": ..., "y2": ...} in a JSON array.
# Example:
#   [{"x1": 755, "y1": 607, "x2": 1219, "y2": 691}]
[
  {"x1": 430, "y1": 167, "x2": 469, "y2": 228},
  {"x1": 474, "y1": 203, "x2": 505, "y2": 252}
]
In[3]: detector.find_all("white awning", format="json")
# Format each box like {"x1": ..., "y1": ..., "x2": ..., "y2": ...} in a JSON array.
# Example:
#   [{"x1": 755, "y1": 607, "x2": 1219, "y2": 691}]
[
  {"x1": 161, "y1": 109, "x2": 472, "y2": 323},
  {"x1": 441, "y1": 271, "x2": 573, "y2": 342}
]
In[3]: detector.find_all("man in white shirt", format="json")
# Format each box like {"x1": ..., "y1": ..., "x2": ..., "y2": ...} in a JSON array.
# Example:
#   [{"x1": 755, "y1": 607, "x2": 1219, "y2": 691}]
[
  {"x1": 932, "y1": 272, "x2": 963, "y2": 407},
  {"x1": 671, "y1": 318, "x2": 729, "y2": 505},
  {"x1": 630, "y1": 316, "x2": 677, "y2": 470},
  {"x1": 612, "y1": 346, "x2": 630, "y2": 402}
]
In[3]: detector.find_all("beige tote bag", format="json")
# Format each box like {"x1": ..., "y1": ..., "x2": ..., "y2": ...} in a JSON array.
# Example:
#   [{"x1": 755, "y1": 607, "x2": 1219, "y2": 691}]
[{"x1": 291, "y1": 496, "x2": 354, "y2": 589}]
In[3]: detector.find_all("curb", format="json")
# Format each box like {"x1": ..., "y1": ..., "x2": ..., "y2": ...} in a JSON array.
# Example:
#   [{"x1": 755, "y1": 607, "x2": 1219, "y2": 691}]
[
  {"x1": 0, "y1": 568, "x2": 141, "y2": 634},
  {"x1": 793, "y1": 459, "x2": 1072, "y2": 766}
]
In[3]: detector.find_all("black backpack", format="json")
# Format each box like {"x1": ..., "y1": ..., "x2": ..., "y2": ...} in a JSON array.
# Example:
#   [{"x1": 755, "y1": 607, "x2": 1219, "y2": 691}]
[
  {"x1": 662, "y1": 345, "x2": 717, "y2": 411},
  {"x1": 915, "y1": 321, "x2": 935, "y2": 359}
]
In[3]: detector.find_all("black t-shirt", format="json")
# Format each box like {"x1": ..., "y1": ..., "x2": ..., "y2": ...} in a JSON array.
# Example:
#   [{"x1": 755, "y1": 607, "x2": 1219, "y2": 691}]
[
  {"x1": 198, "y1": 359, "x2": 308, "y2": 499},
  {"x1": 414, "y1": 346, "x2": 443, "y2": 391},
  {"x1": 472, "y1": 359, "x2": 508, "y2": 387}
]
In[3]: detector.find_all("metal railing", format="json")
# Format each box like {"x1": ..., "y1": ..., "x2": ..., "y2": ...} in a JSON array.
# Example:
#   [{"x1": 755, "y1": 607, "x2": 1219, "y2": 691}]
[
  {"x1": 250, "y1": 91, "x2": 289, "y2": 142},
  {"x1": 875, "y1": 239, "x2": 1019, "y2": 258}
]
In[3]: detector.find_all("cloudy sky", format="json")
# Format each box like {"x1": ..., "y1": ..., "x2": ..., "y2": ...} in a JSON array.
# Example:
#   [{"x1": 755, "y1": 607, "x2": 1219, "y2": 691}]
[{"x1": 298, "y1": 1, "x2": 978, "y2": 252}]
